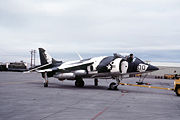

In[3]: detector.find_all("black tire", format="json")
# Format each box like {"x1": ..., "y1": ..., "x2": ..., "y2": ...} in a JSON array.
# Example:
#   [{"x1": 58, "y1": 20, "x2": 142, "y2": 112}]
[
  {"x1": 109, "y1": 82, "x2": 117, "y2": 90},
  {"x1": 75, "y1": 78, "x2": 84, "y2": 87},
  {"x1": 44, "y1": 83, "x2": 48, "y2": 87},
  {"x1": 94, "y1": 79, "x2": 98, "y2": 86},
  {"x1": 175, "y1": 85, "x2": 180, "y2": 96}
]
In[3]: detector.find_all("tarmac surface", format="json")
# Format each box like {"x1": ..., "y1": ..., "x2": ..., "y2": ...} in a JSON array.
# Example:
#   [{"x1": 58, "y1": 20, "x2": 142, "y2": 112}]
[{"x1": 0, "y1": 72, "x2": 180, "y2": 120}]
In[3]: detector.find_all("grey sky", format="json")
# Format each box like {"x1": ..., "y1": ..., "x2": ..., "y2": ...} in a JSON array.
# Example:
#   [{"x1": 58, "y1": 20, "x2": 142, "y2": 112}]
[{"x1": 0, "y1": 0, "x2": 180, "y2": 63}]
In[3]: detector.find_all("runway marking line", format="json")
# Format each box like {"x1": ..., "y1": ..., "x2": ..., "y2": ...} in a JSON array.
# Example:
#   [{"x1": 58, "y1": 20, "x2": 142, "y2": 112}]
[{"x1": 91, "y1": 107, "x2": 108, "y2": 120}]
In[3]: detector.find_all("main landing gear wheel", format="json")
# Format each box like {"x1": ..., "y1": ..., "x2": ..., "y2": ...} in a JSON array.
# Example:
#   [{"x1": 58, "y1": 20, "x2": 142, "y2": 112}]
[
  {"x1": 175, "y1": 85, "x2": 180, "y2": 96},
  {"x1": 75, "y1": 78, "x2": 84, "y2": 87},
  {"x1": 109, "y1": 82, "x2": 118, "y2": 90}
]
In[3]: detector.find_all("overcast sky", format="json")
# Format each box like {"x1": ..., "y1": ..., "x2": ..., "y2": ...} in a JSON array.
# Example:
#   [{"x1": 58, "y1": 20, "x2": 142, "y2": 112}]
[{"x1": 0, "y1": 0, "x2": 180, "y2": 63}]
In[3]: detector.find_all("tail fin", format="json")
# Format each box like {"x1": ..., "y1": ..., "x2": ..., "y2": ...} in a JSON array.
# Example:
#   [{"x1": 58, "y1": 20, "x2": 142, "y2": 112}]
[{"x1": 39, "y1": 48, "x2": 53, "y2": 65}]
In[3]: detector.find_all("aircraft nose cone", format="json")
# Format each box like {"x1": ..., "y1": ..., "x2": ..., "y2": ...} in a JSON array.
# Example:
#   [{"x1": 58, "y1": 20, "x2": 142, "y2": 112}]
[{"x1": 147, "y1": 64, "x2": 159, "y2": 71}]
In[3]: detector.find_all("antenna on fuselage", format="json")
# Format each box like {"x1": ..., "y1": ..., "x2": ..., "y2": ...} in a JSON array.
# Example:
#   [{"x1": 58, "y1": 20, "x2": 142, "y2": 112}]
[{"x1": 75, "y1": 52, "x2": 83, "y2": 60}]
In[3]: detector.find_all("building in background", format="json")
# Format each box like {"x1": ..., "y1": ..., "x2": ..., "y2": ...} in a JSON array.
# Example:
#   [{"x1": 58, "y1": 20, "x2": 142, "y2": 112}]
[
  {"x1": 0, "y1": 61, "x2": 28, "y2": 72},
  {"x1": 0, "y1": 62, "x2": 7, "y2": 71}
]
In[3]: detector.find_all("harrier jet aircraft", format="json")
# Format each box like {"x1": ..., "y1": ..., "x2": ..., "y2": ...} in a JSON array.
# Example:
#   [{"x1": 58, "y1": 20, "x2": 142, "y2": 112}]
[{"x1": 26, "y1": 48, "x2": 159, "y2": 90}]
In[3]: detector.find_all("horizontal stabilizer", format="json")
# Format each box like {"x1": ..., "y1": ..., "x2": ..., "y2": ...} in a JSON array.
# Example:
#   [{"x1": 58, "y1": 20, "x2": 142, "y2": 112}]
[
  {"x1": 23, "y1": 63, "x2": 52, "y2": 73},
  {"x1": 37, "y1": 67, "x2": 59, "y2": 73}
]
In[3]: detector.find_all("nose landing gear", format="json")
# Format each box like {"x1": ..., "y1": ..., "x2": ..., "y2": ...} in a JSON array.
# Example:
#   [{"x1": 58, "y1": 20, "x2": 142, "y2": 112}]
[
  {"x1": 109, "y1": 77, "x2": 121, "y2": 90},
  {"x1": 109, "y1": 82, "x2": 117, "y2": 90}
]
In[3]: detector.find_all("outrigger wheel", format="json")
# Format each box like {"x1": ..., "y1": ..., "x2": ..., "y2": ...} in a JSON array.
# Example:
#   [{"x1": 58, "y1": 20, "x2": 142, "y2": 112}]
[
  {"x1": 75, "y1": 78, "x2": 84, "y2": 87},
  {"x1": 175, "y1": 85, "x2": 180, "y2": 96},
  {"x1": 42, "y1": 72, "x2": 48, "y2": 87},
  {"x1": 44, "y1": 82, "x2": 48, "y2": 87},
  {"x1": 109, "y1": 82, "x2": 118, "y2": 90}
]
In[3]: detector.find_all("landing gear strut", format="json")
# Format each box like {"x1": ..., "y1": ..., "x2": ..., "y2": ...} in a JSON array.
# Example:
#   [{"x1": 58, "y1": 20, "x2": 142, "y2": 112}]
[
  {"x1": 75, "y1": 77, "x2": 84, "y2": 87},
  {"x1": 43, "y1": 72, "x2": 48, "y2": 87},
  {"x1": 136, "y1": 74, "x2": 149, "y2": 85}
]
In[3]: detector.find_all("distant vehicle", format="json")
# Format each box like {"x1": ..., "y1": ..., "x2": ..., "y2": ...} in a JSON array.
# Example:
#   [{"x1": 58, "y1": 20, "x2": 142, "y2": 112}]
[
  {"x1": 25, "y1": 48, "x2": 159, "y2": 90},
  {"x1": 164, "y1": 74, "x2": 176, "y2": 79}
]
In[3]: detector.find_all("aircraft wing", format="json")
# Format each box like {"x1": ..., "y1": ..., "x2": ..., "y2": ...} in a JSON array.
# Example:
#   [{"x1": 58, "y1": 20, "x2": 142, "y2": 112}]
[
  {"x1": 37, "y1": 62, "x2": 94, "y2": 73},
  {"x1": 37, "y1": 67, "x2": 59, "y2": 73},
  {"x1": 23, "y1": 63, "x2": 52, "y2": 73},
  {"x1": 58, "y1": 61, "x2": 94, "y2": 71}
]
